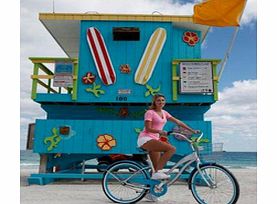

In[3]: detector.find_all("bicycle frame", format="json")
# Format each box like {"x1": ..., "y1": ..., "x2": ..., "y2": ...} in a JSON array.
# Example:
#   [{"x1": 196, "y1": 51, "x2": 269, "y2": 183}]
[
  {"x1": 107, "y1": 132, "x2": 214, "y2": 192},
  {"x1": 103, "y1": 132, "x2": 240, "y2": 204},
  {"x1": 158, "y1": 132, "x2": 215, "y2": 189},
  {"x1": 156, "y1": 132, "x2": 203, "y2": 188}
]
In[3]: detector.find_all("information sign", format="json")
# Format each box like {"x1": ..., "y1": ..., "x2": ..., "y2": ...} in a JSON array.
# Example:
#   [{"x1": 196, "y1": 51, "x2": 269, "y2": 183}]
[
  {"x1": 179, "y1": 62, "x2": 214, "y2": 94},
  {"x1": 53, "y1": 62, "x2": 73, "y2": 87}
]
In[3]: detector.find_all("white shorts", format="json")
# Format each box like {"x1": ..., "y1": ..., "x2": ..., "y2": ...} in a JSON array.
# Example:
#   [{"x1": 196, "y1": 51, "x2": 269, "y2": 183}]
[{"x1": 137, "y1": 136, "x2": 155, "y2": 147}]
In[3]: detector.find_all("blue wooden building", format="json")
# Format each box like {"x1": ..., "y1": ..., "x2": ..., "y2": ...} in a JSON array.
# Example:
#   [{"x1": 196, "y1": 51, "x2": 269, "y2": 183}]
[{"x1": 28, "y1": 13, "x2": 220, "y2": 185}]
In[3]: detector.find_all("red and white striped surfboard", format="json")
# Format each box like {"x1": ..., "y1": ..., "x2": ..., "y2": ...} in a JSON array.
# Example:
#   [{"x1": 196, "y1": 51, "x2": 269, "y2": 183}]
[{"x1": 87, "y1": 27, "x2": 116, "y2": 85}]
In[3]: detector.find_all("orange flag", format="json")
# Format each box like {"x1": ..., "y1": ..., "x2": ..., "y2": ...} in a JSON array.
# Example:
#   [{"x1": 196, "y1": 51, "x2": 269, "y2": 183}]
[{"x1": 193, "y1": 0, "x2": 247, "y2": 27}]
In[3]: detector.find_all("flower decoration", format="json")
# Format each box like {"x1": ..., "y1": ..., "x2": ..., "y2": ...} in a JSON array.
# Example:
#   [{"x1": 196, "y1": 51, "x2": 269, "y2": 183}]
[
  {"x1": 183, "y1": 31, "x2": 199, "y2": 46},
  {"x1": 97, "y1": 134, "x2": 116, "y2": 151},
  {"x1": 120, "y1": 64, "x2": 131, "y2": 74},
  {"x1": 119, "y1": 107, "x2": 129, "y2": 117},
  {"x1": 82, "y1": 72, "x2": 96, "y2": 84}
]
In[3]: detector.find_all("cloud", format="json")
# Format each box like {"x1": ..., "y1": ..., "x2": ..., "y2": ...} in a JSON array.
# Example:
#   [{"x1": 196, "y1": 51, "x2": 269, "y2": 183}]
[
  {"x1": 52, "y1": 0, "x2": 194, "y2": 15},
  {"x1": 206, "y1": 80, "x2": 257, "y2": 151},
  {"x1": 241, "y1": 0, "x2": 257, "y2": 26}
]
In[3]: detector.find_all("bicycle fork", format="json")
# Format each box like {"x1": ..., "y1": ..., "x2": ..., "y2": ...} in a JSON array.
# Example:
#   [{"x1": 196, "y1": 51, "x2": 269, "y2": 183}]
[{"x1": 195, "y1": 161, "x2": 217, "y2": 188}]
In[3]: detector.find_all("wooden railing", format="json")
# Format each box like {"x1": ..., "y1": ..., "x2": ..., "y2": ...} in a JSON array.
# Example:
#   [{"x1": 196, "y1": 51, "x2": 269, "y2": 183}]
[{"x1": 30, "y1": 57, "x2": 78, "y2": 100}]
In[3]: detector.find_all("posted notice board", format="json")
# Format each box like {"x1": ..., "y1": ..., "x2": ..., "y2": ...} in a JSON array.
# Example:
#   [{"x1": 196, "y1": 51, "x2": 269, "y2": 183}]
[
  {"x1": 179, "y1": 61, "x2": 213, "y2": 94},
  {"x1": 53, "y1": 62, "x2": 73, "y2": 87}
]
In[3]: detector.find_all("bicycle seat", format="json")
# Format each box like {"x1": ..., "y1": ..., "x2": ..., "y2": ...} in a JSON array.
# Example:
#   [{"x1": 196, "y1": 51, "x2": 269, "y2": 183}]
[{"x1": 136, "y1": 147, "x2": 148, "y2": 153}]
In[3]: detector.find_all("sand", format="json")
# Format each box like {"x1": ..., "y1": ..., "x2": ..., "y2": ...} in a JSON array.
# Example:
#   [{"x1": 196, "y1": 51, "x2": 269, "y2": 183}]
[{"x1": 20, "y1": 167, "x2": 257, "y2": 204}]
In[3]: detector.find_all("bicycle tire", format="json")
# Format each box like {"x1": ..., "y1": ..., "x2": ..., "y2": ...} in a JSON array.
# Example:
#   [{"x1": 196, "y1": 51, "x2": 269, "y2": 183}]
[
  {"x1": 189, "y1": 163, "x2": 240, "y2": 204},
  {"x1": 102, "y1": 160, "x2": 149, "y2": 203}
]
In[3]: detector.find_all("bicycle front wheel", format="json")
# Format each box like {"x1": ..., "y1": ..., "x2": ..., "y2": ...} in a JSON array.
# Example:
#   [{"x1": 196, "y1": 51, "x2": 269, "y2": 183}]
[
  {"x1": 102, "y1": 161, "x2": 149, "y2": 203},
  {"x1": 189, "y1": 163, "x2": 240, "y2": 204}
]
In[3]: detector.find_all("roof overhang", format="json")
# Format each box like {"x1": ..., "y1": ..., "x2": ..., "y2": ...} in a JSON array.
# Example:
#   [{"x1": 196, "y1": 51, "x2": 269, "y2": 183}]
[{"x1": 39, "y1": 13, "x2": 210, "y2": 58}]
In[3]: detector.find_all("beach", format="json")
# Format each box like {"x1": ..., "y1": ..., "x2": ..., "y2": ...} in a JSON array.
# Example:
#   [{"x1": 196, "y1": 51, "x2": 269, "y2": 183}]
[{"x1": 20, "y1": 167, "x2": 257, "y2": 204}]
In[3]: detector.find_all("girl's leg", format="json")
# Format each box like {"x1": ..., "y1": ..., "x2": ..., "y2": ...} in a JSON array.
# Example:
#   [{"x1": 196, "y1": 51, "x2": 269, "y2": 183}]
[
  {"x1": 141, "y1": 140, "x2": 176, "y2": 171},
  {"x1": 148, "y1": 151, "x2": 160, "y2": 172}
]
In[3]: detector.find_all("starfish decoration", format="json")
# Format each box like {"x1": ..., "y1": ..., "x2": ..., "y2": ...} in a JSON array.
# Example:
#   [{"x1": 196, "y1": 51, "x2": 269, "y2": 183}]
[{"x1": 144, "y1": 84, "x2": 161, "y2": 97}]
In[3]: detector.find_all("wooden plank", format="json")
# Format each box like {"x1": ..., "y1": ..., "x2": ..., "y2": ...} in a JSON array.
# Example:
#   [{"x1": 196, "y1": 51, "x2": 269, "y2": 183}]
[
  {"x1": 37, "y1": 63, "x2": 54, "y2": 75},
  {"x1": 31, "y1": 63, "x2": 39, "y2": 100},
  {"x1": 39, "y1": 13, "x2": 193, "y2": 23},
  {"x1": 31, "y1": 173, "x2": 105, "y2": 179},
  {"x1": 72, "y1": 63, "x2": 78, "y2": 100},
  {"x1": 172, "y1": 62, "x2": 178, "y2": 101},
  {"x1": 31, "y1": 75, "x2": 77, "y2": 80},
  {"x1": 29, "y1": 57, "x2": 78, "y2": 64},
  {"x1": 212, "y1": 64, "x2": 219, "y2": 101},
  {"x1": 26, "y1": 123, "x2": 35, "y2": 150},
  {"x1": 37, "y1": 79, "x2": 58, "y2": 93},
  {"x1": 39, "y1": 154, "x2": 48, "y2": 173},
  {"x1": 31, "y1": 75, "x2": 54, "y2": 79}
]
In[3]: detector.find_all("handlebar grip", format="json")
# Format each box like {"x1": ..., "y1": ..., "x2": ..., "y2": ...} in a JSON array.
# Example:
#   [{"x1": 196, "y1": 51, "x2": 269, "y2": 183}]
[{"x1": 167, "y1": 131, "x2": 173, "y2": 135}]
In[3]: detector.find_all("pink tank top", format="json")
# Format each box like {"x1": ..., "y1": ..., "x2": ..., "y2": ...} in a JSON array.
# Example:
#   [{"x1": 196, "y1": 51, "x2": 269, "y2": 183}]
[{"x1": 138, "y1": 109, "x2": 172, "y2": 140}]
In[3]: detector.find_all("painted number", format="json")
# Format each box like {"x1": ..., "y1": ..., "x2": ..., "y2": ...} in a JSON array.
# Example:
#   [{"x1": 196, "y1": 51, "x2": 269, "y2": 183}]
[{"x1": 116, "y1": 96, "x2": 128, "y2": 101}]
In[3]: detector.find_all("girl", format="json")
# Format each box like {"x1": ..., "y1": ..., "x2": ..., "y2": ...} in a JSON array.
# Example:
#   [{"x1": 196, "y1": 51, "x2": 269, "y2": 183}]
[{"x1": 137, "y1": 93, "x2": 199, "y2": 180}]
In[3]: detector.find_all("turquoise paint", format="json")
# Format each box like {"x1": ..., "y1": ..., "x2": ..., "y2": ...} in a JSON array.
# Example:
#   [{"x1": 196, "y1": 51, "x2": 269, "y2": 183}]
[
  {"x1": 30, "y1": 18, "x2": 216, "y2": 184},
  {"x1": 33, "y1": 20, "x2": 214, "y2": 104},
  {"x1": 75, "y1": 20, "x2": 207, "y2": 104},
  {"x1": 41, "y1": 104, "x2": 209, "y2": 121},
  {"x1": 35, "y1": 93, "x2": 215, "y2": 103},
  {"x1": 34, "y1": 119, "x2": 211, "y2": 154}
]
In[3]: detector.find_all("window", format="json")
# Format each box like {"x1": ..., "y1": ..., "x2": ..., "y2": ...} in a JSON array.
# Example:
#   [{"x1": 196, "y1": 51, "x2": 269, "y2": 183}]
[{"x1": 113, "y1": 27, "x2": 140, "y2": 41}]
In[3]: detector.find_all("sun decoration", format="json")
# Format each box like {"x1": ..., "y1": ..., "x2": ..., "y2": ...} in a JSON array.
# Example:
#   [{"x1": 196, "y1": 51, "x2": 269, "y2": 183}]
[
  {"x1": 82, "y1": 72, "x2": 96, "y2": 84},
  {"x1": 97, "y1": 134, "x2": 116, "y2": 151},
  {"x1": 183, "y1": 31, "x2": 199, "y2": 46}
]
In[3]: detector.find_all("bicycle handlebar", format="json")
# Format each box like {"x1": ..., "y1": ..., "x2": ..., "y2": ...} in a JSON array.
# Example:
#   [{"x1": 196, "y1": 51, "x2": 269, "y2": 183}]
[{"x1": 167, "y1": 131, "x2": 204, "y2": 143}]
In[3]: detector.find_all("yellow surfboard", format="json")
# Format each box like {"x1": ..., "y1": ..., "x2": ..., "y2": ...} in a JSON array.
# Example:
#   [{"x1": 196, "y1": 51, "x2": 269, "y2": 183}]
[{"x1": 135, "y1": 28, "x2": 167, "y2": 85}]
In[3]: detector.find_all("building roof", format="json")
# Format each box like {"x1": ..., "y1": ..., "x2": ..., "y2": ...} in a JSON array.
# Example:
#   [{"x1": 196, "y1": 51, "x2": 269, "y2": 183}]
[{"x1": 39, "y1": 13, "x2": 210, "y2": 58}]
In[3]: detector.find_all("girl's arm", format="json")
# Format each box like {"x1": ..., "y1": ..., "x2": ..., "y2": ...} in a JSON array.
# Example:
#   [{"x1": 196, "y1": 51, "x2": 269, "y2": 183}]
[
  {"x1": 168, "y1": 116, "x2": 199, "y2": 134},
  {"x1": 145, "y1": 121, "x2": 167, "y2": 135}
]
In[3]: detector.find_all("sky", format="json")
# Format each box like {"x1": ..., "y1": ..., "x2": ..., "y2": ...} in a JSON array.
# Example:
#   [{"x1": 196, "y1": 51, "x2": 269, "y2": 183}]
[{"x1": 19, "y1": 0, "x2": 257, "y2": 151}]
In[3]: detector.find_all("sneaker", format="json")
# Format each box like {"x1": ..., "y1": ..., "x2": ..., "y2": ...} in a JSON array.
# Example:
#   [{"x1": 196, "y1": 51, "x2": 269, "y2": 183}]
[
  {"x1": 145, "y1": 192, "x2": 158, "y2": 202},
  {"x1": 151, "y1": 170, "x2": 170, "y2": 180}
]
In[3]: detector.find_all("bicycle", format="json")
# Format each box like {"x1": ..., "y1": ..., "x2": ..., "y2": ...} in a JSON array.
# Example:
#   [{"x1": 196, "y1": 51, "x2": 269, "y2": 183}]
[{"x1": 102, "y1": 130, "x2": 240, "y2": 204}]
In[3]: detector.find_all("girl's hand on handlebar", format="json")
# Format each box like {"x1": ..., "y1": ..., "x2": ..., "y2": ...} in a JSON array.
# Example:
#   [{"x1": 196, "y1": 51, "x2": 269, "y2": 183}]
[
  {"x1": 193, "y1": 130, "x2": 201, "y2": 134},
  {"x1": 158, "y1": 130, "x2": 167, "y2": 136}
]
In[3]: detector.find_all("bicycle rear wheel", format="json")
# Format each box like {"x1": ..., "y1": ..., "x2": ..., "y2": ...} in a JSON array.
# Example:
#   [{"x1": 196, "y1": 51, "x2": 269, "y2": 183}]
[
  {"x1": 102, "y1": 161, "x2": 149, "y2": 203},
  {"x1": 189, "y1": 163, "x2": 240, "y2": 204}
]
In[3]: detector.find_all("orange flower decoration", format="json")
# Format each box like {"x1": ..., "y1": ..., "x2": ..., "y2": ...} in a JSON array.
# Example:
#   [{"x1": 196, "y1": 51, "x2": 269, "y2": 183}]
[
  {"x1": 97, "y1": 134, "x2": 116, "y2": 151},
  {"x1": 183, "y1": 31, "x2": 199, "y2": 46}
]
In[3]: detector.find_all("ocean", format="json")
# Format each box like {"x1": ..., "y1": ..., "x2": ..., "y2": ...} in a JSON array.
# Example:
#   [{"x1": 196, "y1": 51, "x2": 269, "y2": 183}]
[{"x1": 20, "y1": 150, "x2": 257, "y2": 169}]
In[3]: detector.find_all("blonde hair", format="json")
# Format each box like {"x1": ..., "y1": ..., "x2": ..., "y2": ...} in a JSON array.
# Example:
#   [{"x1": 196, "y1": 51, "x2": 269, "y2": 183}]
[{"x1": 149, "y1": 93, "x2": 165, "y2": 110}]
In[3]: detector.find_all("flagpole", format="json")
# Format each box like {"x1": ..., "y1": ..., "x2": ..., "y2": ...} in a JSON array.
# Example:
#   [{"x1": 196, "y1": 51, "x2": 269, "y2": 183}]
[
  {"x1": 217, "y1": 0, "x2": 248, "y2": 81},
  {"x1": 217, "y1": 26, "x2": 239, "y2": 81}
]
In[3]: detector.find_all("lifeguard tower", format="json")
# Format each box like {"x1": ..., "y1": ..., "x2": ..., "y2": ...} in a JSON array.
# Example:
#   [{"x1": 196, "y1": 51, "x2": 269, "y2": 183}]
[{"x1": 28, "y1": 13, "x2": 220, "y2": 185}]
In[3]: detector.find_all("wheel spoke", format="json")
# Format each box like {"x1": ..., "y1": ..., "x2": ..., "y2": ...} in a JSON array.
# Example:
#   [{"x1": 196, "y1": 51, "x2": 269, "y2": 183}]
[
  {"x1": 190, "y1": 164, "x2": 239, "y2": 204},
  {"x1": 103, "y1": 162, "x2": 148, "y2": 203}
]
